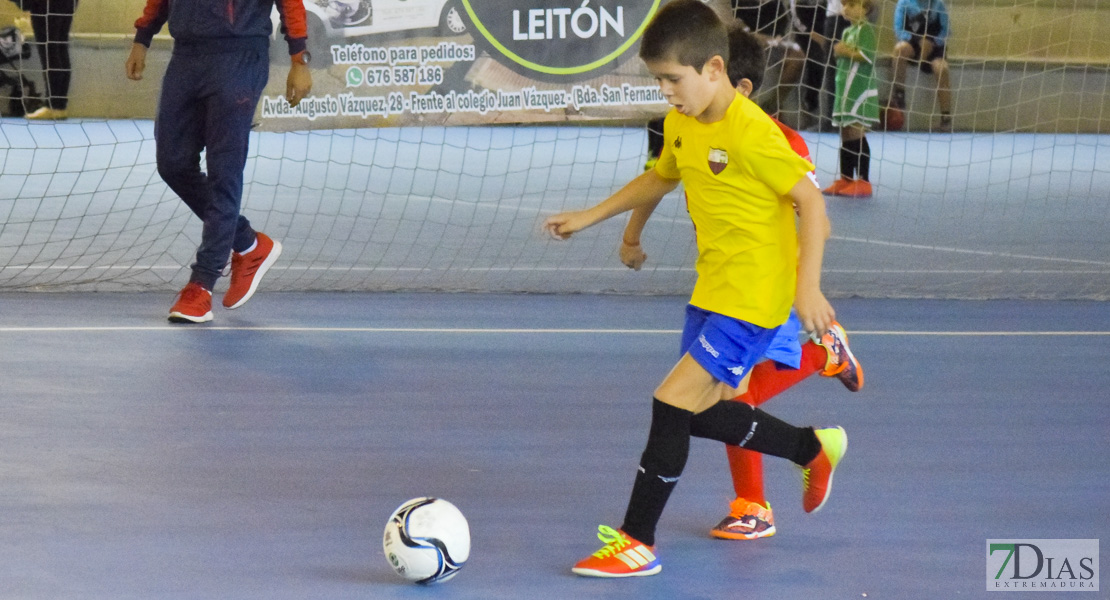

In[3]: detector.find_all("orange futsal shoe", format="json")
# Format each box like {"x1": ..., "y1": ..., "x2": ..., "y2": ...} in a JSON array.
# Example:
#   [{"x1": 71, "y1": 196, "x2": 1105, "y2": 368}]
[
  {"x1": 223, "y1": 232, "x2": 282, "y2": 309},
  {"x1": 822, "y1": 177, "x2": 852, "y2": 196},
  {"x1": 168, "y1": 281, "x2": 213, "y2": 323},
  {"x1": 710, "y1": 498, "x2": 776, "y2": 540},
  {"x1": 840, "y1": 179, "x2": 873, "y2": 198},
  {"x1": 801, "y1": 427, "x2": 848, "y2": 513},
  {"x1": 572, "y1": 525, "x2": 661, "y2": 578},
  {"x1": 818, "y1": 321, "x2": 864, "y2": 392}
]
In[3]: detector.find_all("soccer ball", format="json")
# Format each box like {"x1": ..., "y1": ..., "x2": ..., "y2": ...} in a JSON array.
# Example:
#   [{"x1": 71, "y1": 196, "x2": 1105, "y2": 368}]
[
  {"x1": 881, "y1": 106, "x2": 905, "y2": 131},
  {"x1": 383, "y1": 497, "x2": 470, "y2": 584}
]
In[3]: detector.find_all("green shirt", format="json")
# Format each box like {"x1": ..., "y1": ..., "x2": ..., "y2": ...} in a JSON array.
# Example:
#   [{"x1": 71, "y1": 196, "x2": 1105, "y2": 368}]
[{"x1": 833, "y1": 21, "x2": 880, "y2": 127}]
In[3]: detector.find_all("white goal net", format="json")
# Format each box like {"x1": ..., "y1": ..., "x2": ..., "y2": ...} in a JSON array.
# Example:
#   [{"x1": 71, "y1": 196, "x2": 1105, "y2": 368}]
[{"x1": 0, "y1": 0, "x2": 1107, "y2": 298}]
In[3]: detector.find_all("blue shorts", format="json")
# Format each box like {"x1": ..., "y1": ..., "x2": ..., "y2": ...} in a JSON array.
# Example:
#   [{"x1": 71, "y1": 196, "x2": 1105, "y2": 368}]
[
  {"x1": 762, "y1": 310, "x2": 805, "y2": 369},
  {"x1": 680, "y1": 305, "x2": 785, "y2": 388}
]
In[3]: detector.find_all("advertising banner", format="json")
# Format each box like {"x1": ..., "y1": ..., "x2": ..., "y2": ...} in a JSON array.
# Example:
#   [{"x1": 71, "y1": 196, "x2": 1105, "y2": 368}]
[{"x1": 257, "y1": 0, "x2": 682, "y2": 131}]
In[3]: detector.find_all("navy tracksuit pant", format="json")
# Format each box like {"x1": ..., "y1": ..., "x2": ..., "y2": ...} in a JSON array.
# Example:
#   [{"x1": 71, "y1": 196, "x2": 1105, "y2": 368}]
[
  {"x1": 155, "y1": 39, "x2": 269, "y2": 291},
  {"x1": 25, "y1": 0, "x2": 78, "y2": 110}
]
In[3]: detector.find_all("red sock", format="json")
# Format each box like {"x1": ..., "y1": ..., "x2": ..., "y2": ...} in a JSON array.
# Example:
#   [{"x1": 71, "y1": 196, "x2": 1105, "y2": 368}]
[
  {"x1": 743, "y1": 341, "x2": 827, "y2": 407},
  {"x1": 726, "y1": 442, "x2": 766, "y2": 506},
  {"x1": 724, "y1": 342, "x2": 828, "y2": 505}
]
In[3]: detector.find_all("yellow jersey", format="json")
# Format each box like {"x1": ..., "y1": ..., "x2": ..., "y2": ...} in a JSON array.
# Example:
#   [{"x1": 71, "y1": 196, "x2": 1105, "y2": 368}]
[{"x1": 655, "y1": 92, "x2": 814, "y2": 328}]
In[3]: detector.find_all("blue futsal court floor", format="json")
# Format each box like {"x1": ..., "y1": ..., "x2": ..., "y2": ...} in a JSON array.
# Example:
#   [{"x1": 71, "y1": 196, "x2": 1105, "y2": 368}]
[{"x1": 1, "y1": 292, "x2": 1106, "y2": 599}]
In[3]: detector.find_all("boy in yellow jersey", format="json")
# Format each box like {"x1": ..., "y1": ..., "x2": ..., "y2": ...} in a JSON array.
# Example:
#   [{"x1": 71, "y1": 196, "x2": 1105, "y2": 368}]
[
  {"x1": 543, "y1": 0, "x2": 847, "y2": 578},
  {"x1": 619, "y1": 22, "x2": 864, "y2": 543}
]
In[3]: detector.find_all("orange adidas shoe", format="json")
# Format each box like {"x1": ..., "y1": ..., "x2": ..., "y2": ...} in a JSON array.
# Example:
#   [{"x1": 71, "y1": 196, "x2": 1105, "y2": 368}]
[
  {"x1": 801, "y1": 427, "x2": 848, "y2": 513},
  {"x1": 223, "y1": 232, "x2": 282, "y2": 309},
  {"x1": 822, "y1": 177, "x2": 852, "y2": 196},
  {"x1": 168, "y1": 281, "x2": 213, "y2": 323},
  {"x1": 571, "y1": 525, "x2": 661, "y2": 578}
]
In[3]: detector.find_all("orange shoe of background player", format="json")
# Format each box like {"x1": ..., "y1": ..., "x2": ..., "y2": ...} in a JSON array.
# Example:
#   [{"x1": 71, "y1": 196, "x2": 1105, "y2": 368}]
[
  {"x1": 822, "y1": 177, "x2": 853, "y2": 196},
  {"x1": 840, "y1": 179, "x2": 873, "y2": 198}
]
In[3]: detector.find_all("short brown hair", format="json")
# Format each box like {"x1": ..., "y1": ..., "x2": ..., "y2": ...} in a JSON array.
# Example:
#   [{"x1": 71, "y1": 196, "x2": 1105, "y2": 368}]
[
  {"x1": 639, "y1": 0, "x2": 729, "y2": 73},
  {"x1": 726, "y1": 23, "x2": 767, "y2": 91}
]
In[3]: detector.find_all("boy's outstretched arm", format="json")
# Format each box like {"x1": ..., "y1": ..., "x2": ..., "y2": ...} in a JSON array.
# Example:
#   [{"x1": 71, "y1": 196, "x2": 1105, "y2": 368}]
[
  {"x1": 619, "y1": 196, "x2": 665, "y2": 270},
  {"x1": 789, "y1": 178, "x2": 835, "y2": 334},
  {"x1": 544, "y1": 170, "x2": 680, "y2": 240}
]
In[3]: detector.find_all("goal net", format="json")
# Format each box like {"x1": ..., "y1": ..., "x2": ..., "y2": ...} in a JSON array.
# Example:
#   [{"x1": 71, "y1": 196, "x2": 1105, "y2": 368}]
[{"x1": 0, "y1": 0, "x2": 1107, "y2": 298}]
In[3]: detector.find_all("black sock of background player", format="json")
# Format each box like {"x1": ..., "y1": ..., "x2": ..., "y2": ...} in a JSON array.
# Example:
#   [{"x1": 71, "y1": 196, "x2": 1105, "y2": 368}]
[
  {"x1": 840, "y1": 140, "x2": 858, "y2": 179},
  {"x1": 858, "y1": 136, "x2": 871, "y2": 181}
]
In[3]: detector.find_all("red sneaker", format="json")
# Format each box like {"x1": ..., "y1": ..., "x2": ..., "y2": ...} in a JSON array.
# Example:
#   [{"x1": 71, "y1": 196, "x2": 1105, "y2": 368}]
[
  {"x1": 571, "y1": 526, "x2": 661, "y2": 578},
  {"x1": 801, "y1": 427, "x2": 848, "y2": 513},
  {"x1": 223, "y1": 232, "x2": 282, "y2": 309},
  {"x1": 168, "y1": 281, "x2": 213, "y2": 323},
  {"x1": 822, "y1": 177, "x2": 853, "y2": 196}
]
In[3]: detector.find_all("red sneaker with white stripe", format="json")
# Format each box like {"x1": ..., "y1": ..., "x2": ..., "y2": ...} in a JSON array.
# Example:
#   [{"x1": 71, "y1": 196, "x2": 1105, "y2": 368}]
[
  {"x1": 168, "y1": 281, "x2": 213, "y2": 324},
  {"x1": 223, "y1": 232, "x2": 282, "y2": 309},
  {"x1": 572, "y1": 525, "x2": 661, "y2": 578}
]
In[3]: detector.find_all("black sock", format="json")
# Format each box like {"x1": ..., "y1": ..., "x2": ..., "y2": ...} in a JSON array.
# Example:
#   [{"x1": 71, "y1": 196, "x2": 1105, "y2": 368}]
[
  {"x1": 689, "y1": 400, "x2": 821, "y2": 465},
  {"x1": 858, "y1": 136, "x2": 871, "y2": 182},
  {"x1": 839, "y1": 143, "x2": 856, "y2": 180},
  {"x1": 891, "y1": 87, "x2": 905, "y2": 108},
  {"x1": 843, "y1": 138, "x2": 864, "y2": 179},
  {"x1": 647, "y1": 117, "x2": 665, "y2": 158},
  {"x1": 620, "y1": 399, "x2": 691, "y2": 546}
]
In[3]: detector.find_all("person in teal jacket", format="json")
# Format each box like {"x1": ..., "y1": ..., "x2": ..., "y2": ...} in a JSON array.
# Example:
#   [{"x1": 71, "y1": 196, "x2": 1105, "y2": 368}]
[{"x1": 889, "y1": 0, "x2": 953, "y2": 131}]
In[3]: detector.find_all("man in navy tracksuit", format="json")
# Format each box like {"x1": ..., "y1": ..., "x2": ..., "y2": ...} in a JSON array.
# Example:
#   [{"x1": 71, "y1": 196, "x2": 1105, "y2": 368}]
[{"x1": 125, "y1": 0, "x2": 312, "y2": 323}]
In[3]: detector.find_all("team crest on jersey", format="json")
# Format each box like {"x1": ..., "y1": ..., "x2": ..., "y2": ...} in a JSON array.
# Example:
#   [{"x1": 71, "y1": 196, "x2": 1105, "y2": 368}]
[
  {"x1": 675, "y1": 136, "x2": 682, "y2": 149},
  {"x1": 708, "y1": 147, "x2": 728, "y2": 175}
]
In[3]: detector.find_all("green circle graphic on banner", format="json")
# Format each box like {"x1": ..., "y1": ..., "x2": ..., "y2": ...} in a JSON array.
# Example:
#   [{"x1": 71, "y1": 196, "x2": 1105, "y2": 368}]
[
  {"x1": 346, "y1": 67, "x2": 364, "y2": 87},
  {"x1": 461, "y1": 0, "x2": 661, "y2": 77}
]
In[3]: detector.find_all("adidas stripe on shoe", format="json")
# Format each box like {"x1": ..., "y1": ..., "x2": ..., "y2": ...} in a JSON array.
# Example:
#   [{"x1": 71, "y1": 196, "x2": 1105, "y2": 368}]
[
  {"x1": 572, "y1": 525, "x2": 661, "y2": 578},
  {"x1": 223, "y1": 232, "x2": 282, "y2": 310},
  {"x1": 168, "y1": 281, "x2": 213, "y2": 324}
]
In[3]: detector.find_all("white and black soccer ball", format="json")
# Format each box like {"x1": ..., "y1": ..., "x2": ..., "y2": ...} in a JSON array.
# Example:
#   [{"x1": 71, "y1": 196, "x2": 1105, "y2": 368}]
[{"x1": 383, "y1": 497, "x2": 470, "y2": 584}]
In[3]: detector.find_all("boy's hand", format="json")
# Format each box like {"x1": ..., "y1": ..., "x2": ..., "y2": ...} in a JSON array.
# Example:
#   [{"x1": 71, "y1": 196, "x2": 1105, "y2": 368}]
[
  {"x1": 543, "y1": 211, "x2": 590, "y2": 240},
  {"x1": 619, "y1": 240, "x2": 647, "y2": 270},
  {"x1": 286, "y1": 62, "x2": 312, "y2": 107},
  {"x1": 125, "y1": 43, "x2": 147, "y2": 81},
  {"x1": 795, "y1": 286, "x2": 835, "y2": 335}
]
